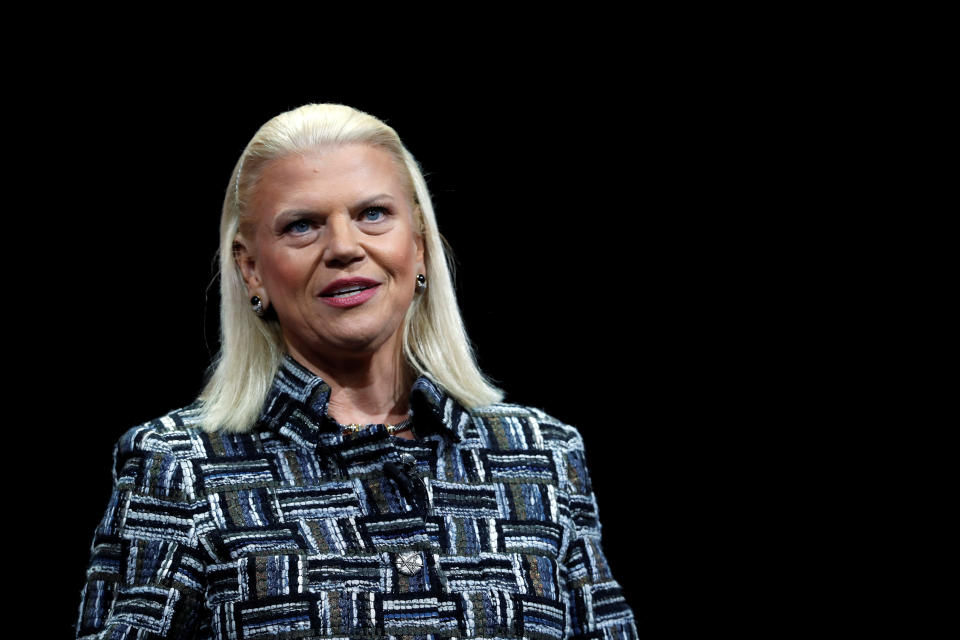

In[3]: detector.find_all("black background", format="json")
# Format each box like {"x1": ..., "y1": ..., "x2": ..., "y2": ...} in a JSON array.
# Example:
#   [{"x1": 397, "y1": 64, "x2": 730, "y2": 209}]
[
  {"x1": 12, "y1": 20, "x2": 871, "y2": 636},
  {"x1": 26, "y1": 76, "x2": 717, "y2": 635}
]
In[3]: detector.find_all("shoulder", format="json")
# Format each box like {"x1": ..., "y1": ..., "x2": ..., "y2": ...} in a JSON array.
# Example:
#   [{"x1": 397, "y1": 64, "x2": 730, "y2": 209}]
[
  {"x1": 115, "y1": 401, "x2": 206, "y2": 455},
  {"x1": 466, "y1": 400, "x2": 587, "y2": 452},
  {"x1": 106, "y1": 401, "x2": 212, "y2": 499},
  {"x1": 466, "y1": 400, "x2": 597, "y2": 497}
]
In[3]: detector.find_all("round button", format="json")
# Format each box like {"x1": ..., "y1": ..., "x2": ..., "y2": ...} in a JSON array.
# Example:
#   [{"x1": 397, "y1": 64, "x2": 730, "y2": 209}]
[{"x1": 396, "y1": 551, "x2": 422, "y2": 576}]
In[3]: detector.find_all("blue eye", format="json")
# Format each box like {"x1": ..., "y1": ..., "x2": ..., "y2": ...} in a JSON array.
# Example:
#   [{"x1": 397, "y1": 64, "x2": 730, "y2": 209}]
[
  {"x1": 287, "y1": 220, "x2": 312, "y2": 234},
  {"x1": 363, "y1": 207, "x2": 387, "y2": 222}
]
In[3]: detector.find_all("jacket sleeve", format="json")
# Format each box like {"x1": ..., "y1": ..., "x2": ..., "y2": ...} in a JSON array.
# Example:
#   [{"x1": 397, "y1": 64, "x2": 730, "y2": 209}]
[
  {"x1": 76, "y1": 426, "x2": 210, "y2": 640},
  {"x1": 561, "y1": 432, "x2": 638, "y2": 640}
]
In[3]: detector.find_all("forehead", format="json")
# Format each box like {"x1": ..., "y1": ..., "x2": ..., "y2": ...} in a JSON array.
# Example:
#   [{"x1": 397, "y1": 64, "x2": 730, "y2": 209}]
[{"x1": 251, "y1": 144, "x2": 412, "y2": 213}]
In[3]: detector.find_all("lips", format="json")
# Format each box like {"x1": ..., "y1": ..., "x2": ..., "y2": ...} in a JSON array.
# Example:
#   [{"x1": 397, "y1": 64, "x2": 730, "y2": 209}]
[{"x1": 320, "y1": 277, "x2": 381, "y2": 298}]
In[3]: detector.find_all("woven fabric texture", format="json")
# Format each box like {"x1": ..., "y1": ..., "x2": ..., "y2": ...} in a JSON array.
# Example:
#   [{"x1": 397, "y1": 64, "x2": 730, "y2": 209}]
[{"x1": 76, "y1": 354, "x2": 637, "y2": 640}]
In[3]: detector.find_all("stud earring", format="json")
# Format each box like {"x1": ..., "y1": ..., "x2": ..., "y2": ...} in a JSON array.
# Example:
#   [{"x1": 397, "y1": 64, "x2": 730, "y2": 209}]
[
  {"x1": 415, "y1": 274, "x2": 427, "y2": 292},
  {"x1": 251, "y1": 295, "x2": 265, "y2": 317}
]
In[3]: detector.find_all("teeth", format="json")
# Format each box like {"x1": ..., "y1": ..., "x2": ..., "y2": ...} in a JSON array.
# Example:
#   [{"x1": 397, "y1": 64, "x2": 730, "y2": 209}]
[{"x1": 329, "y1": 286, "x2": 368, "y2": 298}]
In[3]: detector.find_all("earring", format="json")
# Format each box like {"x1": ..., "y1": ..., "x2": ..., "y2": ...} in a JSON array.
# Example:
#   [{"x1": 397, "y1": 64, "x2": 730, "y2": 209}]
[
  {"x1": 251, "y1": 295, "x2": 265, "y2": 317},
  {"x1": 415, "y1": 274, "x2": 427, "y2": 293}
]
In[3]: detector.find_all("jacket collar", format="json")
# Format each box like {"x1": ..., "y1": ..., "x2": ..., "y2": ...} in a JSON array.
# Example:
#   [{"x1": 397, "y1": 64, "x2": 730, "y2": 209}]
[{"x1": 257, "y1": 353, "x2": 465, "y2": 447}]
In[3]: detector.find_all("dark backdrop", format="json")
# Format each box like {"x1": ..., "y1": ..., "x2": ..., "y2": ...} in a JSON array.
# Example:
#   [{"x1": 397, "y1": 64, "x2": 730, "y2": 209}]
[{"x1": 32, "y1": 81, "x2": 700, "y2": 635}]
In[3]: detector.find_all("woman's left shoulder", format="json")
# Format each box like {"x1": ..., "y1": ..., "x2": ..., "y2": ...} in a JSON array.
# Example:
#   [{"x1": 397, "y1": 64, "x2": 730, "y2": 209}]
[{"x1": 466, "y1": 400, "x2": 586, "y2": 450}]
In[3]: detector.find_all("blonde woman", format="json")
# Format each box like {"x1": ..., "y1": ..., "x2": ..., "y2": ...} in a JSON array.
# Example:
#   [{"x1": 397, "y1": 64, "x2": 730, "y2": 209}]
[{"x1": 76, "y1": 103, "x2": 636, "y2": 640}]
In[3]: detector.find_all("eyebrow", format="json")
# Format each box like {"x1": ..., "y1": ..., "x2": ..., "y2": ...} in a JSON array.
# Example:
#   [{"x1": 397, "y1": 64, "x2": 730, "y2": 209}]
[
  {"x1": 356, "y1": 193, "x2": 395, "y2": 208},
  {"x1": 277, "y1": 193, "x2": 396, "y2": 219}
]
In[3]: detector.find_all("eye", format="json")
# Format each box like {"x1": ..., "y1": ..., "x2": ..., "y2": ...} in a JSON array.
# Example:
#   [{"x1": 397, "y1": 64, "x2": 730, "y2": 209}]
[
  {"x1": 361, "y1": 206, "x2": 388, "y2": 222},
  {"x1": 285, "y1": 219, "x2": 313, "y2": 234}
]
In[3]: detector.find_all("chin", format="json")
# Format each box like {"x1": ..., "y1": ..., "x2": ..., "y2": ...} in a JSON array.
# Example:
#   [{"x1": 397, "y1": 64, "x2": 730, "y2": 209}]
[
  {"x1": 324, "y1": 330, "x2": 400, "y2": 356},
  {"x1": 331, "y1": 336, "x2": 380, "y2": 352}
]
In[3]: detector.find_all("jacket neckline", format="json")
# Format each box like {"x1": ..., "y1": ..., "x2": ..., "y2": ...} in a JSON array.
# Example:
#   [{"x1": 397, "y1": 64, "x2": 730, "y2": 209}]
[{"x1": 256, "y1": 353, "x2": 464, "y2": 447}]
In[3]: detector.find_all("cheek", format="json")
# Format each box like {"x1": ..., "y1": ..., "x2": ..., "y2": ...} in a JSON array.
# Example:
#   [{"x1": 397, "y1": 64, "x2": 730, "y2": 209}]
[
  {"x1": 260, "y1": 250, "x2": 312, "y2": 297},
  {"x1": 377, "y1": 235, "x2": 419, "y2": 277},
  {"x1": 396, "y1": 244, "x2": 421, "y2": 277}
]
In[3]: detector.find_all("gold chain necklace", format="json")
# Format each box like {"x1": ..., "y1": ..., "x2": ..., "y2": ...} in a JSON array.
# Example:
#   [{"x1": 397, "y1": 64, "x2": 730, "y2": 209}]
[{"x1": 341, "y1": 417, "x2": 413, "y2": 435}]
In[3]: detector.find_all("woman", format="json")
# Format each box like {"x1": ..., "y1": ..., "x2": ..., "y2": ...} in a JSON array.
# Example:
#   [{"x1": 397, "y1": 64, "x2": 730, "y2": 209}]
[{"x1": 76, "y1": 103, "x2": 636, "y2": 640}]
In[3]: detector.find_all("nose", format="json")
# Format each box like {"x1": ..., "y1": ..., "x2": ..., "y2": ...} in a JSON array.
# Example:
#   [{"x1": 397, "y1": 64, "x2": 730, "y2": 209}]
[{"x1": 323, "y1": 213, "x2": 365, "y2": 267}]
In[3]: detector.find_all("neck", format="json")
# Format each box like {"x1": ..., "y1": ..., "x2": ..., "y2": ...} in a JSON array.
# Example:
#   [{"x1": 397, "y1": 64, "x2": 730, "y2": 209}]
[{"x1": 284, "y1": 339, "x2": 414, "y2": 427}]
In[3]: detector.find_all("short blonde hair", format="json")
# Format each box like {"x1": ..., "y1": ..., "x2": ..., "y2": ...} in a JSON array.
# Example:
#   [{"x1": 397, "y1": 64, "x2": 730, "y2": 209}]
[{"x1": 198, "y1": 103, "x2": 502, "y2": 433}]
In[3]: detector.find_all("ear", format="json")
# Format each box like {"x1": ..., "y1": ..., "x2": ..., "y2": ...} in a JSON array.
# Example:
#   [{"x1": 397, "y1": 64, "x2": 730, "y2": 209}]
[
  {"x1": 414, "y1": 231, "x2": 426, "y2": 276},
  {"x1": 233, "y1": 232, "x2": 268, "y2": 305}
]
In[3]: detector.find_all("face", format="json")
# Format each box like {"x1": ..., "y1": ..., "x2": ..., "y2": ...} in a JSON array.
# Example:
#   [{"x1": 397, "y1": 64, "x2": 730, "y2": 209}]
[{"x1": 235, "y1": 144, "x2": 425, "y2": 368}]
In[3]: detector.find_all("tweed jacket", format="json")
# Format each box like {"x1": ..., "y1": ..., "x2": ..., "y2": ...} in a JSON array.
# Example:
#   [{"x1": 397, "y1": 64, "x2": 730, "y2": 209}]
[{"x1": 77, "y1": 354, "x2": 637, "y2": 640}]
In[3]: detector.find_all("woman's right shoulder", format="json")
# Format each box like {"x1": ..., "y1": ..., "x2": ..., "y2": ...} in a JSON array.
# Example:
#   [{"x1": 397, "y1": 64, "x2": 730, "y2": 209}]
[{"x1": 113, "y1": 399, "x2": 209, "y2": 463}]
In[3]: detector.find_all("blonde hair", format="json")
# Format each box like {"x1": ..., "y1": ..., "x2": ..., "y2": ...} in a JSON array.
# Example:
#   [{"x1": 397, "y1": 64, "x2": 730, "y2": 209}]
[{"x1": 198, "y1": 103, "x2": 503, "y2": 433}]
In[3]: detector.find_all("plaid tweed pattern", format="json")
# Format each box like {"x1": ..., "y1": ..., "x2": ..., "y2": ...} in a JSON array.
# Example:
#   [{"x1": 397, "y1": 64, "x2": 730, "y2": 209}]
[{"x1": 77, "y1": 354, "x2": 637, "y2": 640}]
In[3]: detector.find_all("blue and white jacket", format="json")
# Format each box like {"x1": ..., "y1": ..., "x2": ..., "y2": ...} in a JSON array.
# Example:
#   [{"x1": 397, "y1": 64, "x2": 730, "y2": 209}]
[{"x1": 76, "y1": 354, "x2": 637, "y2": 640}]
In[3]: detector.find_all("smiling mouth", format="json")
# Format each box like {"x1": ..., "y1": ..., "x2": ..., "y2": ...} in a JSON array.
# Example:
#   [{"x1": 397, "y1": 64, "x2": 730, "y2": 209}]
[{"x1": 321, "y1": 285, "x2": 377, "y2": 298}]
